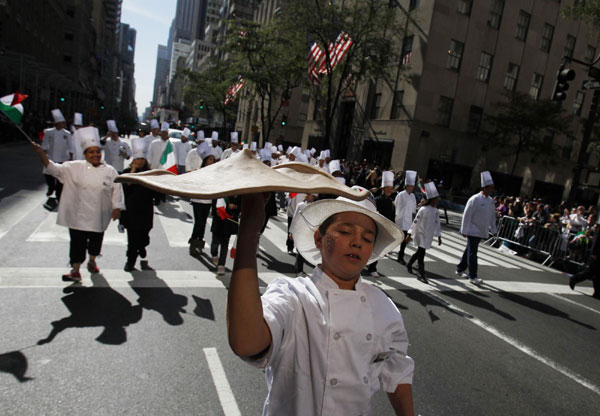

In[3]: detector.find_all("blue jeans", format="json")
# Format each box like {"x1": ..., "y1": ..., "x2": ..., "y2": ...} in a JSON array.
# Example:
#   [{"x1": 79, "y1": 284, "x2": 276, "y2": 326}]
[{"x1": 457, "y1": 236, "x2": 481, "y2": 278}]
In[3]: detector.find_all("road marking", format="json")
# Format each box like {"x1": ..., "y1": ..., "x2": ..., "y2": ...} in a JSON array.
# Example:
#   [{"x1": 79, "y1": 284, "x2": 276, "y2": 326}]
[
  {"x1": 546, "y1": 292, "x2": 600, "y2": 315},
  {"x1": 203, "y1": 348, "x2": 241, "y2": 416},
  {"x1": 0, "y1": 190, "x2": 45, "y2": 240},
  {"x1": 439, "y1": 237, "x2": 520, "y2": 269},
  {"x1": 154, "y1": 200, "x2": 194, "y2": 247}
]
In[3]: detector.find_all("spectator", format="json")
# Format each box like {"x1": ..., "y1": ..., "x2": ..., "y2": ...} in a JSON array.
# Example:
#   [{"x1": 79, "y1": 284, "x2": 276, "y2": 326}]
[{"x1": 569, "y1": 206, "x2": 588, "y2": 234}]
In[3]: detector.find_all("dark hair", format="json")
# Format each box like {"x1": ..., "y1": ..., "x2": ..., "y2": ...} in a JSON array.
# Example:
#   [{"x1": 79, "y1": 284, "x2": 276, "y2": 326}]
[{"x1": 318, "y1": 212, "x2": 379, "y2": 239}]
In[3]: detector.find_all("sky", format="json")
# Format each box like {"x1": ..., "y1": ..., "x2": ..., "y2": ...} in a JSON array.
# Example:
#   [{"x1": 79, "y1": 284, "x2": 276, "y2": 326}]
[{"x1": 121, "y1": 0, "x2": 177, "y2": 118}]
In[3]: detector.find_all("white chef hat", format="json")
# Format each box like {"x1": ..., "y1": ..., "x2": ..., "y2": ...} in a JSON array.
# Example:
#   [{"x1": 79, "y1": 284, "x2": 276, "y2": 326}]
[
  {"x1": 291, "y1": 146, "x2": 301, "y2": 157},
  {"x1": 405, "y1": 170, "x2": 417, "y2": 186},
  {"x1": 318, "y1": 150, "x2": 326, "y2": 160},
  {"x1": 264, "y1": 142, "x2": 272, "y2": 151},
  {"x1": 329, "y1": 159, "x2": 341, "y2": 175},
  {"x1": 297, "y1": 154, "x2": 308, "y2": 163},
  {"x1": 286, "y1": 146, "x2": 292, "y2": 154},
  {"x1": 197, "y1": 141, "x2": 214, "y2": 160},
  {"x1": 182, "y1": 127, "x2": 191, "y2": 138},
  {"x1": 79, "y1": 127, "x2": 101, "y2": 152},
  {"x1": 481, "y1": 171, "x2": 494, "y2": 187},
  {"x1": 196, "y1": 130, "x2": 205, "y2": 140},
  {"x1": 310, "y1": 147, "x2": 316, "y2": 155},
  {"x1": 131, "y1": 139, "x2": 146, "y2": 160},
  {"x1": 381, "y1": 171, "x2": 394, "y2": 187},
  {"x1": 230, "y1": 131, "x2": 238, "y2": 143},
  {"x1": 304, "y1": 149, "x2": 311, "y2": 159},
  {"x1": 161, "y1": 121, "x2": 170, "y2": 131},
  {"x1": 150, "y1": 119, "x2": 160, "y2": 129},
  {"x1": 324, "y1": 149, "x2": 331, "y2": 158},
  {"x1": 243, "y1": 143, "x2": 249, "y2": 150},
  {"x1": 73, "y1": 112, "x2": 83, "y2": 126},
  {"x1": 250, "y1": 142, "x2": 257, "y2": 151},
  {"x1": 260, "y1": 148, "x2": 271, "y2": 163},
  {"x1": 277, "y1": 144, "x2": 283, "y2": 152},
  {"x1": 211, "y1": 131, "x2": 219, "y2": 141},
  {"x1": 424, "y1": 182, "x2": 439, "y2": 199},
  {"x1": 107, "y1": 120, "x2": 118, "y2": 133},
  {"x1": 51, "y1": 109, "x2": 65, "y2": 124}
]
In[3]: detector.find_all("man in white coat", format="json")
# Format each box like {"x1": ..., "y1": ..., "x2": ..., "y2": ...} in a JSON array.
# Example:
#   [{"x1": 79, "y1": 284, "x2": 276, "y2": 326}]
[
  {"x1": 394, "y1": 170, "x2": 418, "y2": 265},
  {"x1": 103, "y1": 120, "x2": 131, "y2": 173},
  {"x1": 221, "y1": 132, "x2": 241, "y2": 160},
  {"x1": 173, "y1": 127, "x2": 193, "y2": 173},
  {"x1": 147, "y1": 122, "x2": 177, "y2": 170},
  {"x1": 456, "y1": 171, "x2": 497, "y2": 286},
  {"x1": 41, "y1": 109, "x2": 73, "y2": 207},
  {"x1": 210, "y1": 131, "x2": 223, "y2": 160}
]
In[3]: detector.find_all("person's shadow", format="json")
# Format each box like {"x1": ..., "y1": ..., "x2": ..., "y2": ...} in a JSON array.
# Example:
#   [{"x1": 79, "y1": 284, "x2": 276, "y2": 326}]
[
  {"x1": 128, "y1": 270, "x2": 188, "y2": 325},
  {"x1": 0, "y1": 350, "x2": 33, "y2": 382},
  {"x1": 37, "y1": 274, "x2": 143, "y2": 345}
]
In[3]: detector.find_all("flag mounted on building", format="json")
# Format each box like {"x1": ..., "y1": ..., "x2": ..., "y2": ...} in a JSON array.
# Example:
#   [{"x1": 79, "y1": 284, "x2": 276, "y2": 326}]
[
  {"x1": 160, "y1": 140, "x2": 178, "y2": 174},
  {"x1": 224, "y1": 78, "x2": 246, "y2": 105},
  {"x1": 307, "y1": 42, "x2": 325, "y2": 85},
  {"x1": 0, "y1": 92, "x2": 28, "y2": 124}
]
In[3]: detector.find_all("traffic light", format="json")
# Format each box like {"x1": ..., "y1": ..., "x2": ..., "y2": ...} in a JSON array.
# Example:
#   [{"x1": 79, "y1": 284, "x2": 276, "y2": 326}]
[
  {"x1": 199, "y1": 100, "x2": 205, "y2": 110},
  {"x1": 281, "y1": 115, "x2": 287, "y2": 126},
  {"x1": 59, "y1": 97, "x2": 65, "y2": 102},
  {"x1": 552, "y1": 65, "x2": 576, "y2": 101}
]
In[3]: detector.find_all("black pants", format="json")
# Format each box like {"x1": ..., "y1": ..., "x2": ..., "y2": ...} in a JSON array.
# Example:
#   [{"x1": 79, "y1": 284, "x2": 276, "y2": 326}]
[
  {"x1": 286, "y1": 216, "x2": 294, "y2": 252},
  {"x1": 69, "y1": 229, "x2": 104, "y2": 265},
  {"x1": 126, "y1": 228, "x2": 150, "y2": 263},
  {"x1": 367, "y1": 261, "x2": 378, "y2": 273},
  {"x1": 211, "y1": 232, "x2": 232, "y2": 267},
  {"x1": 191, "y1": 203, "x2": 211, "y2": 241},
  {"x1": 44, "y1": 174, "x2": 63, "y2": 200},
  {"x1": 408, "y1": 247, "x2": 426, "y2": 275},
  {"x1": 397, "y1": 232, "x2": 409, "y2": 261},
  {"x1": 295, "y1": 253, "x2": 306, "y2": 274}
]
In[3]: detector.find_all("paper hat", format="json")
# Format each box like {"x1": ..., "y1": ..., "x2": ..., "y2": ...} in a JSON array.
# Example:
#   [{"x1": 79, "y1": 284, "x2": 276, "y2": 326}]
[
  {"x1": 310, "y1": 147, "x2": 316, "y2": 155},
  {"x1": 243, "y1": 143, "x2": 249, "y2": 150},
  {"x1": 329, "y1": 159, "x2": 341, "y2": 174},
  {"x1": 150, "y1": 119, "x2": 160, "y2": 129},
  {"x1": 182, "y1": 128, "x2": 191, "y2": 138},
  {"x1": 264, "y1": 141, "x2": 272, "y2": 150},
  {"x1": 424, "y1": 182, "x2": 439, "y2": 199},
  {"x1": 211, "y1": 131, "x2": 219, "y2": 141},
  {"x1": 79, "y1": 127, "x2": 101, "y2": 151},
  {"x1": 286, "y1": 146, "x2": 292, "y2": 154},
  {"x1": 405, "y1": 170, "x2": 417, "y2": 186},
  {"x1": 260, "y1": 148, "x2": 271, "y2": 163},
  {"x1": 107, "y1": 120, "x2": 118, "y2": 133},
  {"x1": 197, "y1": 142, "x2": 214, "y2": 160},
  {"x1": 381, "y1": 171, "x2": 394, "y2": 187},
  {"x1": 250, "y1": 142, "x2": 257, "y2": 151},
  {"x1": 73, "y1": 112, "x2": 83, "y2": 126},
  {"x1": 481, "y1": 171, "x2": 494, "y2": 187},
  {"x1": 318, "y1": 151, "x2": 326, "y2": 160},
  {"x1": 278, "y1": 144, "x2": 283, "y2": 152},
  {"x1": 324, "y1": 149, "x2": 331, "y2": 158},
  {"x1": 298, "y1": 154, "x2": 308, "y2": 163},
  {"x1": 230, "y1": 132, "x2": 238, "y2": 143},
  {"x1": 197, "y1": 130, "x2": 205, "y2": 140},
  {"x1": 304, "y1": 149, "x2": 311, "y2": 159},
  {"x1": 131, "y1": 139, "x2": 146, "y2": 160},
  {"x1": 161, "y1": 121, "x2": 170, "y2": 131},
  {"x1": 51, "y1": 109, "x2": 65, "y2": 123}
]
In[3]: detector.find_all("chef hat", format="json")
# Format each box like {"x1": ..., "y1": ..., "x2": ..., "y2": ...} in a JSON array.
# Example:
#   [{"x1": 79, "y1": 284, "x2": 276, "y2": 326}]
[
  {"x1": 211, "y1": 131, "x2": 219, "y2": 141},
  {"x1": 381, "y1": 171, "x2": 394, "y2": 187},
  {"x1": 424, "y1": 182, "x2": 439, "y2": 199},
  {"x1": 161, "y1": 121, "x2": 170, "y2": 131},
  {"x1": 197, "y1": 141, "x2": 214, "y2": 160},
  {"x1": 310, "y1": 147, "x2": 316, "y2": 155},
  {"x1": 278, "y1": 144, "x2": 283, "y2": 152},
  {"x1": 51, "y1": 109, "x2": 65, "y2": 123},
  {"x1": 324, "y1": 149, "x2": 331, "y2": 158},
  {"x1": 291, "y1": 146, "x2": 301, "y2": 157},
  {"x1": 318, "y1": 150, "x2": 326, "y2": 160},
  {"x1": 107, "y1": 119, "x2": 118, "y2": 133},
  {"x1": 329, "y1": 159, "x2": 341, "y2": 174},
  {"x1": 73, "y1": 112, "x2": 83, "y2": 126},
  {"x1": 196, "y1": 130, "x2": 205, "y2": 140},
  {"x1": 242, "y1": 143, "x2": 249, "y2": 150},
  {"x1": 182, "y1": 127, "x2": 191, "y2": 138},
  {"x1": 304, "y1": 149, "x2": 311, "y2": 159},
  {"x1": 250, "y1": 142, "x2": 257, "y2": 151},
  {"x1": 230, "y1": 131, "x2": 238, "y2": 143},
  {"x1": 260, "y1": 148, "x2": 271, "y2": 163},
  {"x1": 297, "y1": 154, "x2": 309, "y2": 163},
  {"x1": 131, "y1": 139, "x2": 146, "y2": 160},
  {"x1": 150, "y1": 119, "x2": 160, "y2": 129},
  {"x1": 286, "y1": 146, "x2": 292, "y2": 154},
  {"x1": 264, "y1": 142, "x2": 272, "y2": 151},
  {"x1": 79, "y1": 127, "x2": 101, "y2": 151},
  {"x1": 481, "y1": 171, "x2": 494, "y2": 187},
  {"x1": 405, "y1": 170, "x2": 417, "y2": 186}
]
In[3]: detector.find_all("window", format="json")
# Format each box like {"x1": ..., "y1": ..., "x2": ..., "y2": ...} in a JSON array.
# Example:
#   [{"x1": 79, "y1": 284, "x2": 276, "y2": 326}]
[
  {"x1": 457, "y1": 0, "x2": 472, "y2": 15},
  {"x1": 565, "y1": 35, "x2": 576, "y2": 58},
  {"x1": 477, "y1": 52, "x2": 493, "y2": 82},
  {"x1": 504, "y1": 63, "x2": 519, "y2": 91},
  {"x1": 447, "y1": 39, "x2": 464, "y2": 71},
  {"x1": 529, "y1": 73, "x2": 543, "y2": 99},
  {"x1": 370, "y1": 93, "x2": 382, "y2": 120},
  {"x1": 586, "y1": 45, "x2": 596, "y2": 63},
  {"x1": 516, "y1": 10, "x2": 531, "y2": 41},
  {"x1": 390, "y1": 90, "x2": 404, "y2": 119},
  {"x1": 541, "y1": 24, "x2": 554, "y2": 53},
  {"x1": 573, "y1": 91, "x2": 584, "y2": 116},
  {"x1": 401, "y1": 35, "x2": 414, "y2": 66},
  {"x1": 488, "y1": 0, "x2": 504, "y2": 29},
  {"x1": 467, "y1": 105, "x2": 483, "y2": 133},
  {"x1": 437, "y1": 96, "x2": 454, "y2": 127},
  {"x1": 64, "y1": 32, "x2": 74, "y2": 41},
  {"x1": 409, "y1": 0, "x2": 419, "y2": 10}
]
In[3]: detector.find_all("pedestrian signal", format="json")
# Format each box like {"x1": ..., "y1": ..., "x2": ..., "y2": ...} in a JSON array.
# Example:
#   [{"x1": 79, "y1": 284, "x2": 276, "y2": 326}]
[{"x1": 552, "y1": 65, "x2": 576, "y2": 101}]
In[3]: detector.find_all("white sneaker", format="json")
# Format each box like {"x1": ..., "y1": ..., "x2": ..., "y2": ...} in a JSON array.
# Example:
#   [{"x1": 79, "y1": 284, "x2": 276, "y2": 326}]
[
  {"x1": 217, "y1": 265, "x2": 226, "y2": 275},
  {"x1": 469, "y1": 277, "x2": 483, "y2": 286},
  {"x1": 370, "y1": 271, "x2": 379, "y2": 277},
  {"x1": 455, "y1": 270, "x2": 469, "y2": 279},
  {"x1": 296, "y1": 272, "x2": 308, "y2": 278}
]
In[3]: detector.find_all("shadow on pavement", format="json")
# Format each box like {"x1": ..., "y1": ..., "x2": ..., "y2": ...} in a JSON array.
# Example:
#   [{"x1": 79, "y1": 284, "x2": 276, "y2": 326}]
[
  {"x1": 128, "y1": 270, "x2": 188, "y2": 325},
  {"x1": 257, "y1": 249, "x2": 296, "y2": 275},
  {"x1": 192, "y1": 295, "x2": 215, "y2": 320},
  {"x1": 154, "y1": 200, "x2": 193, "y2": 222},
  {"x1": 0, "y1": 350, "x2": 33, "y2": 382}
]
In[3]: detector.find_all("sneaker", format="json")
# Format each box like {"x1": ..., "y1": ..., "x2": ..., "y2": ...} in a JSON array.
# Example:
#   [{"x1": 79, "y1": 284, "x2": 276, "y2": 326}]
[
  {"x1": 212, "y1": 256, "x2": 219, "y2": 266},
  {"x1": 217, "y1": 265, "x2": 226, "y2": 275},
  {"x1": 397, "y1": 258, "x2": 406, "y2": 265},
  {"x1": 87, "y1": 261, "x2": 100, "y2": 274},
  {"x1": 62, "y1": 271, "x2": 82, "y2": 282},
  {"x1": 456, "y1": 270, "x2": 469, "y2": 279},
  {"x1": 469, "y1": 277, "x2": 483, "y2": 286},
  {"x1": 140, "y1": 260, "x2": 153, "y2": 271},
  {"x1": 124, "y1": 261, "x2": 135, "y2": 272},
  {"x1": 370, "y1": 271, "x2": 380, "y2": 277},
  {"x1": 417, "y1": 274, "x2": 429, "y2": 284},
  {"x1": 406, "y1": 264, "x2": 413, "y2": 274}
]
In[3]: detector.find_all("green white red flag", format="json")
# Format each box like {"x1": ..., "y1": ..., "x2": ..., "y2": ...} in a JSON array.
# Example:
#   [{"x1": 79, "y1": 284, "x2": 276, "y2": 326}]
[
  {"x1": 159, "y1": 140, "x2": 178, "y2": 174},
  {"x1": 0, "y1": 93, "x2": 28, "y2": 124}
]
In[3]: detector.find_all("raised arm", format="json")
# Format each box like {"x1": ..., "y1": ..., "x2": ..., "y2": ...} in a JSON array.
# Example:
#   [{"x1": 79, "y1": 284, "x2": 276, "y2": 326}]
[{"x1": 227, "y1": 193, "x2": 272, "y2": 357}]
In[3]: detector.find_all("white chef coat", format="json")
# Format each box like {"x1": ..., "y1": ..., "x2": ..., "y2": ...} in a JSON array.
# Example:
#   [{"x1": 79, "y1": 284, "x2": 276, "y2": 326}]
[
  {"x1": 173, "y1": 139, "x2": 192, "y2": 165},
  {"x1": 221, "y1": 147, "x2": 240, "y2": 160},
  {"x1": 460, "y1": 192, "x2": 497, "y2": 238},
  {"x1": 45, "y1": 160, "x2": 125, "y2": 233},
  {"x1": 41, "y1": 128, "x2": 73, "y2": 163},
  {"x1": 244, "y1": 267, "x2": 414, "y2": 416},
  {"x1": 286, "y1": 193, "x2": 306, "y2": 217},
  {"x1": 408, "y1": 205, "x2": 441, "y2": 250},
  {"x1": 212, "y1": 144, "x2": 223, "y2": 160},
  {"x1": 147, "y1": 138, "x2": 177, "y2": 170},
  {"x1": 103, "y1": 138, "x2": 131, "y2": 172},
  {"x1": 394, "y1": 190, "x2": 417, "y2": 231}
]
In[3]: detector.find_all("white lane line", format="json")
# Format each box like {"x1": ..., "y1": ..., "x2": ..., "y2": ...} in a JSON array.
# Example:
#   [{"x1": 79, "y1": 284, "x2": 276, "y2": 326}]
[
  {"x1": 431, "y1": 243, "x2": 497, "y2": 267},
  {"x1": 440, "y1": 237, "x2": 520, "y2": 269},
  {"x1": 203, "y1": 348, "x2": 241, "y2": 416},
  {"x1": 546, "y1": 292, "x2": 600, "y2": 315},
  {"x1": 154, "y1": 201, "x2": 194, "y2": 247},
  {"x1": 0, "y1": 190, "x2": 45, "y2": 240}
]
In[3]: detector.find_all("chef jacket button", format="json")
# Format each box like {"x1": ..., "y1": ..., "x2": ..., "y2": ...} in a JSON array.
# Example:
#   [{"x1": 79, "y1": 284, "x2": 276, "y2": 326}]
[
  {"x1": 366, "y1": 333, "x2": 372, "y2": 341},
  {"x1": 330, "y1": 378, "x2": 338, "y2": 386},
  {"x1": 363, "y1": 376, "x2": 369, "y2": 384},
  {"x1": 360, "y1": 296, "x2": 366, "y2": 302},
  {"x1": 333, "y1": 332, "x2": 341, "y2": 340}
]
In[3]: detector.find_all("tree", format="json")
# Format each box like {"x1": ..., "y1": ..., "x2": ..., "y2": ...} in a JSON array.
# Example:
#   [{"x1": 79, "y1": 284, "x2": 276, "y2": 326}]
[
  {"x1": 562, "y1": 0, "x2": 600, "y2": 26},
  {"x1": 482, "y1": 92, "x2": 574, "y2": 175}
]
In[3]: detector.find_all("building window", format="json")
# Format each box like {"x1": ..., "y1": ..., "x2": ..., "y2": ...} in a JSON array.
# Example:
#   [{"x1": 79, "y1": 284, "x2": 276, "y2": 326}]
[
  {"x1": 529, "y1": 73, "x2": 543, "y2": 99},
  {"x1": 504, "y1": 63, "x2": 519, "y2": 91},
  {"x1": 516, "y1": 10, "x2": 531, "y2": 41},
  {"x1": 447, "y1": 39, "x2": 464, "y2": 72},
  {"x1": 586, "y1": 45, "x2": 596, "y2": 63},
  {"x1": 370, "y1": 93, "x2": 382, "y2": 119},
  {"x1": 477, "y1": 52, "x2": 493, "y2": 82},
  {"x1": 541, "y1": 23, "x2": 554, "y2": 53},
  {"x1": 488, "y1": 0, "x2": 504, "y2": 29},
  {"x1": 565, "y1": 35, "x2": 576, "y2": 58},
  {"x1": 467, "y1": 105, "x2": 483, "y2": 133},
  {"x1": 437, "y1": 96, "x2": 454, "y2": 127},
  {"x1": 390, "y1": 90, "x2": 404, "y2": 119},
  {"x1": 573, "y1": 91, "x2": 584, "y2": 116},
  {"x1": 457, "y1": 0, "x2": 472, "y2": 15},
  {"x1": 409, "y1": 0, "x2": 419, "y2": 10}
]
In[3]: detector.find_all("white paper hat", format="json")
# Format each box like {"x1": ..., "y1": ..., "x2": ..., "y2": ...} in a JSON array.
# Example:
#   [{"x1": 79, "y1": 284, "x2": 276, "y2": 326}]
[
  {"x1": 277, "y1": 144, "x2": 283, "y2": 152},
  {"x1": 291, "y1": 146, "x2": 301, "y2": 157},
  {"x1": 381, "y1": 171, "x2": 394, "y2": 187},
  {"x1": 260, "y1": 148, "x2": 271, "y2": 162},
  {"x1": 304, "y1": 149, "x2": 311, "y2": 159},
  {"x1": 161, "y1": 121, "x2": 170, "y2": 131},
  {"x1": 264, "y1": 142, "x2": 272, "y2": 151},
  {"x1": 150, "y1": 119, "x2": 160, "y2": 129},
  {"x1": 73, "y1": 112, "x2": 83, "y2": 126},
  {"x1": 250, "y1": 142, "x2": 257, "y2": 151},
  {"x1": 329, "y1": 159, "x2": 341, "y2": 174},
  {"x1": 230, "y1": 132, "x2": 238, "y2": 143},
  {"x1": 424, "y1": 182, "x2": 439, "y2": 199},
  {"x1": 481, "y1": 171, "x2": 494, "y2": 187},
  {"x1": 286, "y1": 146, "x2": 292, "y2": 154},
  {"x1": 405, "y1": 170, "x2": 417, "y2": 186},
  {"x1": 211, "y1": 131, "x2": 219, "y2": 141},
  {"x1": 197, "y1": 142, "x2": 214, "y2": 160},
  {"x1": 298, "y1": 154, "x2": 308, "y2": 163},
  {"x1": 51, "y1": 109, "x2": 65, "y2": 123},
  {"x1": 107, "y1": 120, "x2": 118, "y2": 133},
  {"x1": 310, "y1": 147, "x2": 316, "y2": 155},
  {"x1": 197, "y1": 130, "x2": 205, "y2": 140},
  {"x1": 131, "y1": 139, "x2": 146, "y2": 160},
  {"x1": 243, "y1": 143, "x2": 249, "y2": 150},
  {"x1": 290, "y1": 186, "x2": 404, "y2": 265},
  {"x1": 324, "y1": 149, "x2": 331, "y2": 158},
  {"x1": 318, "y1": 151, "x2": 326, "y2": 160},
  {"x1": 182, "y1": 127, "x2": 191, "y2": 138},
  {"x1": 79, "y1": 127, "x2": 101, "y2": 151}
]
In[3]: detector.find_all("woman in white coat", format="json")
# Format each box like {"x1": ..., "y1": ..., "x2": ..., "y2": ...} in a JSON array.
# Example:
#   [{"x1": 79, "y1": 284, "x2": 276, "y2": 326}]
[
  {"x1": 32, "y1": 127, "x2": 125, "y2": 282},
  {"x1": 405, "y1": 182, "x2": 442, "y2": 283}
]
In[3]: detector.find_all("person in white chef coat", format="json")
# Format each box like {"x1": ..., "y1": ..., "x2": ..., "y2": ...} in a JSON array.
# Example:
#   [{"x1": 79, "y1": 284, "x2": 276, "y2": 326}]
[
  {"x1": 227, "y1": 189, "x2": 415, "y2": 416},
  {"x1": 102, "y1": 120, "x2": 131, "y2": 173},
  {"x1": 394, "y1": 170, "x2": 418, "y2": 265},
  {"x1": 31, "y1": 126, "x2": 125, "y2": 282},
  {"x1": 147, "y1": 121, "x2": 176, "y2": 170},
  {"x1": 173, "y1": 127, "x2": 193, "y2": 174},
  {"x1": 405, "y1": 182, "x2": 442, "y2": 284},
  {"x1": 41, "y1": 109, "x2": 74, "y2": 207},
  {"x1": 220, "y1": 132, "x2": 241, "y2": 160}
]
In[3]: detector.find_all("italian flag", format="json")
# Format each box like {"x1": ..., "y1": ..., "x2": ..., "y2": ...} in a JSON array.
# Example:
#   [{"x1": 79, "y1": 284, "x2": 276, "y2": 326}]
[
  {"x1": 160, "y1": 140, "x2": 178, "y2": 174},
  {"x1": 0, "y1": 93, "x2": 27, "y2": 124}
]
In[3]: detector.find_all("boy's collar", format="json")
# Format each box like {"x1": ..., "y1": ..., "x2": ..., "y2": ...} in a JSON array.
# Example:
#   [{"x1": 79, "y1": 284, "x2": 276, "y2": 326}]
[{"x1": 312, "y1": 266, "x2": 364, "y2": 291}]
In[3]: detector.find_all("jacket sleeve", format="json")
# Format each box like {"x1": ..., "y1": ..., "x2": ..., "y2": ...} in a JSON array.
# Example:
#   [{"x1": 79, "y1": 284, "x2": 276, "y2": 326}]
[
  {"x1": 44, "y1": 160, "x2": 69, "y2": 182},
  {"x1": 461, "y1": 196, "x2": 475, "y2": 234},
  {"x1": 434, "y1": 208, "x2": 442, "y2": 237},
  {"x1": 111, "y1": 170, "x2": 125, "y2": 210}
]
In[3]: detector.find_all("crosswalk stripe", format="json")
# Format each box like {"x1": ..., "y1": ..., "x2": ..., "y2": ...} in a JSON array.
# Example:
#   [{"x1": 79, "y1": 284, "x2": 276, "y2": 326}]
[
  {"x1": 0, "y1": 190, "x2": 45, "y2": 241},
  {"x1": 154, "y1": 200, "x2": 195, "y2": 247},
  {"x1": 439, "y1": 236, "x2": 520, "y2": 269},
  {"x1": 203, "y1": 348, "x2": 241, "y2": 416},
  {"x1": 429, "y1": 242, "x2": 497, "y2": 267}
]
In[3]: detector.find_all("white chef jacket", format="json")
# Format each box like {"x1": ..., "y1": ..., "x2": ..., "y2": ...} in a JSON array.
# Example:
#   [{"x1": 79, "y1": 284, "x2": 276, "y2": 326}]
[
  {"x1": 286, "y1": 193, "x2": 306, "y2": 217},
  {"x1": 41, "y1": 128, "x2": 73, "y2": 163},
  {"x1": 146, "y1": 134, "x2": 160, "y2": 154},
  {"x1": 394, "y1": 190, "x2": 417, "y2": 231},
  {"x1": 408, "y1": 205, "x2": 441, "y2": 250},
  {"x1": 212, "y1": 145, "x2": 223, "y2": 160},
  {"x1": 221, "y1": 147, "x2": 240, "y2": 160},
  {"x1": 45, "y1": 160, "x2": 125, "y2": 233},
  {"x1": 244, "y1": 267, "x2": 414, "y2": 416},
  {"x1": 103, "y1": 138, "x2": 131, "y2": 172},
  {"x1": 460, "y1": 192, "x2": 497, "y2": 238},
  {"x1": 147, "y1": 138, "x2": 177, "y2": 170},
  {"x1": 173, "y1": 139, "x2": 192, "y2": 165}
]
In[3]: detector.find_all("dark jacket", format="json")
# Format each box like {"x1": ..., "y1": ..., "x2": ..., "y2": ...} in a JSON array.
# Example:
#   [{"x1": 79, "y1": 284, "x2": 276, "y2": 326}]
[
  {"x1": 211, "y1": 196, "x2": 240, "y2": 236},
  {"x1": 375, "y1": 193, "x2": 395, "y2": 222},
  {"x1": 120, "y1": 166, "x2": 157, "y2": 231}
]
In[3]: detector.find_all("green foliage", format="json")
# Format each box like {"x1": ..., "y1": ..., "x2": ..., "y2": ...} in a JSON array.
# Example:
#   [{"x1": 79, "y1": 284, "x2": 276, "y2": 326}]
[{"x1": 562, "y1": 0, "x2": 600, "y2": 26}]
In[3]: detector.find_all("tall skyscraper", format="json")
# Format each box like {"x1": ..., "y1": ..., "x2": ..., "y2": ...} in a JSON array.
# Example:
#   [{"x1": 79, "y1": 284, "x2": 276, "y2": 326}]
[{"x1": 153, "y1": 45, "x2": 170, "y2": 106}]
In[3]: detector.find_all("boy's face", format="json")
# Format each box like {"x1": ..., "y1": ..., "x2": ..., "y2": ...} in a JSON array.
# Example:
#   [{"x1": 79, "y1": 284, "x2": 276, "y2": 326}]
[{"x1": 314, "y1": 211, "x2": 376, "y2": 289}]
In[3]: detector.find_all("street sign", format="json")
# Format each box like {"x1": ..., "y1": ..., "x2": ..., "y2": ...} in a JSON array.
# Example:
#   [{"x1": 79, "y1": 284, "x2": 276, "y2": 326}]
[{"x1": 582, "y1": 79, "x2": 600, "y2": 90}]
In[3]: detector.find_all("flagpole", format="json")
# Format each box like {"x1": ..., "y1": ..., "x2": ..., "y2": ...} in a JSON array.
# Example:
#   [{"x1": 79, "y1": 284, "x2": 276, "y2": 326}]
[{"x1": 0, "y1": 107, "x2": 36, "y2": 145}]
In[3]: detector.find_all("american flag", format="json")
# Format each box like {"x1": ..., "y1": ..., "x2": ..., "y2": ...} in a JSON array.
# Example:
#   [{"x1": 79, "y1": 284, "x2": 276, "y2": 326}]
[
  {"x1": 307, "y1": 42, "x2": 325, "y2": 85},
  {"x1": 224, "y1": 78, "x2": 246, "y2": 105},
  {"x1": 402, "y1": 51, "x2": 412, "y2": 65},
  {"x1": 320, "y1": 32, "x2": 353, "y2": 73}
]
